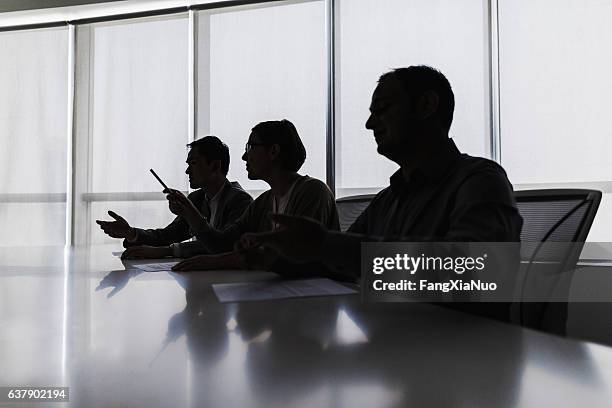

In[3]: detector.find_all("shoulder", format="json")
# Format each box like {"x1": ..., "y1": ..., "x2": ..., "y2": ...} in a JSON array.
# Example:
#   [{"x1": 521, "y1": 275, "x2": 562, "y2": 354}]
[
  {"x1": 227, "y1": 181, "x2": 254, "y2": 202},
  {"x1": 457, "y1": 154, "x2": 510, "y2": 179},
  {"x1": 295, "y1": 176, "x2": 334, "y2": 197},
  {"x1": 454, "y1": 155, "x2": 515, "y2": 202},
  {"x1": 228, "y1": 180, "x2": 247, "y2": 194},
  {"x1": 252, "y1": 189, "x2": 273, "y2": 206},
  {"x1": 239, "y1": 189, "x2": 272, "y2": 218},
  {"x1": 359, "y1": 186, "x2": 392, "y2": 212}
]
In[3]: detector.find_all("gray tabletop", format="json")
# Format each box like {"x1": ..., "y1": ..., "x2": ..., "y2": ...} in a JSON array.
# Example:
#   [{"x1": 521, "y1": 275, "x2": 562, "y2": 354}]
[{"x1": 2, "y1": 245, "x2": 612, "y2": 408}]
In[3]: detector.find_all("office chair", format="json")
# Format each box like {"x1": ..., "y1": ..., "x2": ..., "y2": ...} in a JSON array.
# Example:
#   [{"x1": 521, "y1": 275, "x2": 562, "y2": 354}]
[
  {"x1": 335, "y1": 194, "x2": 376, "y2": 232},
  {"x1": 514, "y1": 189, "x2": 602, "y2": 334}
]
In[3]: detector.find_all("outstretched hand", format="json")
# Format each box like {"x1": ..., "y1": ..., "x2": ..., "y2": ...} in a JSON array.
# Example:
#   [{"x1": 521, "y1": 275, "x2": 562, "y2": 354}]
[
  {"x1": 239, "y1": 213, "x2": 327, "y2": 263},
  {"x1": 96, "y1": 211, "x2": 135, "y2": 239}
]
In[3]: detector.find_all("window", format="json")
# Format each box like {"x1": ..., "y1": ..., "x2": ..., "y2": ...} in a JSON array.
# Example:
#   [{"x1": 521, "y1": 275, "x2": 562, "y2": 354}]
[
  {"x1": 4, "y1": 0, "x2": 611, "y2": 245},
  {"x1": 0, "y1": 27, "x2": 68, "y2": 246},
  {"x1": 197, "y1": 1, "x2": 326, "y2": 194},
  {"x1": 75, "y1": 15, "x2": 189, "y2": 244},
  {"x1": 335, "y1": 0, "x2": 490, "y2": 197},
  {"x1": 498, "y1": 0, "x2": 612, "y2": 240}
]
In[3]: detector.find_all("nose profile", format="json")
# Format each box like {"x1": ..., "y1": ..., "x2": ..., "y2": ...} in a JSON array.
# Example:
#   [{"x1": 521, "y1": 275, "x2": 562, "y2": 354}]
[
  {"x1": 242, "y1": 152, "x2": 247, "y2": 161},
  {"x1": 365, "y1": 113, "x2": 375, "y2": 130}
]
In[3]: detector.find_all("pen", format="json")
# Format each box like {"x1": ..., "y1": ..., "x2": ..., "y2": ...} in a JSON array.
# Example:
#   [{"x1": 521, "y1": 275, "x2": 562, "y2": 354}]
[{"x1": 150, "y1": 168, "x2": 169, "y2": 191}]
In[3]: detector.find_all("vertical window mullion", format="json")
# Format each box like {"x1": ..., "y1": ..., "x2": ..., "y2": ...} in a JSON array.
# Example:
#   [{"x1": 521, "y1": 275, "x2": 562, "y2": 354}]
[
  {"x1": 325, "y1": 0, "x2": 336, "y2": 192},
  {"x1": 66, "y1": 24, "x2": 76, "y2": 246},
  {"x1": 489, "y1": 0, "x2": 501, "y2": 163}
]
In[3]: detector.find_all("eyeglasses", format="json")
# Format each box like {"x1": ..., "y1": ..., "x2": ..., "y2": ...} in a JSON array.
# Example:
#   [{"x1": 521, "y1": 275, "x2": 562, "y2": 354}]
[{"x1": 244, "y1": 142, "x2": 270, "y2": 153}]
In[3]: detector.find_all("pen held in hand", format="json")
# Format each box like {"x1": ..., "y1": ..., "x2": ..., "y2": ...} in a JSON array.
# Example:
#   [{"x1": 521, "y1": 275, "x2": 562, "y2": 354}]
[{"x1": 150, "y1": 168, "x2": 169, "y2": 191}]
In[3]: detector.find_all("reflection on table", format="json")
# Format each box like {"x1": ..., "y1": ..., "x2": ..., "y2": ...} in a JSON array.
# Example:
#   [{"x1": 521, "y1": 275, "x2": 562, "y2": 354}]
[{"x1": 1, "y1": 245, "x2": 612, "y2": 407}]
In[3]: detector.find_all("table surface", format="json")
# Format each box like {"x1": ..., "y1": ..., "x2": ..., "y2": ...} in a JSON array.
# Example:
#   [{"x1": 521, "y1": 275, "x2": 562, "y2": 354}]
[{"x1": 2, "y1": 245, "x2": 612, "y2": 408}]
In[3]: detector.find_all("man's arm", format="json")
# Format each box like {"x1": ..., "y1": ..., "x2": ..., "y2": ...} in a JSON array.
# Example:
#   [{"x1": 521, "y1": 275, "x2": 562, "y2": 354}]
[
  {"x1": 192, "y1": 208, "x2": 251, "y2": 254},
  {"x1": 168, "y1": 190, "x2": 253, "y2": 257},
  {"x1": 241, "y1": 169, "x2": 522, "y2": 277},
  {"x1": 445, "y1": 168, "x2": 522, "y2": 242},
  {"x1": 123, "y1": 191, "x2": 206, "y2": 248},
  {"x1": 124, "y1": 215, "x2": 191, "y2": 248}
]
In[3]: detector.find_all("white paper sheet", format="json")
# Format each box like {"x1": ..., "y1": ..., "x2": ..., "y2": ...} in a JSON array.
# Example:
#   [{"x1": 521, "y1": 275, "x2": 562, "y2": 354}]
[
  {"x1": 577, "y1": 259, "x2": 612, "y2": 267},
  {"x1": 133, "y1": 262, "x2": 179, "y2": 272},
  {"x1": 212, "y1": 278, "x2": 357, "y2": 303}
]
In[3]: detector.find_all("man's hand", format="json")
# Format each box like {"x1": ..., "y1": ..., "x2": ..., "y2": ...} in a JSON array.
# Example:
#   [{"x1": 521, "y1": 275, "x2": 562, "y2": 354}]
[
  {"x1": 121, "y1": 245, "x2": 172, "y2": 260},
  {"x1": 164, "y1": 189, "x2": 205, "y2": 229},
  {"x1": 96, "y1": 211, "x2": 137, "y2": 240},
  {"x1": 240, "y1": 214, "x2": 327, "y2": 263},
  {"x1": 172, "y1": 251, "x2": 246, "y2": 271}
]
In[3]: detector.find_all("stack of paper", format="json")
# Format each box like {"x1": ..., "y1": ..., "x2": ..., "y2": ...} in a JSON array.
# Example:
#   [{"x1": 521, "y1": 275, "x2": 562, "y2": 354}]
[{"x1": 213, "y1": 278, "x2": 357, "y2": 303}]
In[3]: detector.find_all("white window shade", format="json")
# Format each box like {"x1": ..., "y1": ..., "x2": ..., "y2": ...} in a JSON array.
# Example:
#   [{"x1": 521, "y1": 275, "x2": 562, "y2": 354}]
[
  {"x1": 336, "y1": 0, "x2": 489, "y2": 197},
  {"x1": 499, "y1": 0, "x2": 612, "y2": 185},
  {"x1": 81, "y1": 15, "x2": 189, "y2": 244},
  {"x1": 90, "y1": 16, "x2": 189, "y2": 193},
  {"x1": 197, "y1": 1, "x2": 327, "y2": 193},
  {"x1": 0, "y1": 27, "x2": 68, "y2": 246}
]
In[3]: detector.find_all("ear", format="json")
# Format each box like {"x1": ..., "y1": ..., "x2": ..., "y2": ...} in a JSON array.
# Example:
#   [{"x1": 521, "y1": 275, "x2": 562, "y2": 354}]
[
  {"x1": 417, "y1": 90, "x2": 440, "y2": 120},
  {"x1": 269, "y1": 144, "x2": 281, "y2": 161},
  {"x1": 210, "y1": 159, "x2": 221, "y2": 173}
]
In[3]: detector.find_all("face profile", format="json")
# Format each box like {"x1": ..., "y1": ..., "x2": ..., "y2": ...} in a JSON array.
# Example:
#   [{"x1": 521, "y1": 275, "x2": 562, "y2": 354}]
[
  {"x1": 183, "y1": 136, "x2": 230, "y2": 190},
  {"x1": 242, "y1": 131, "x2": 274, "y2": 181},
  {"x1": 242, "y1": 119, "x2": 307, "y2": 181},
  {"x1": 366, "y1": 67, "x2": 454, "y2": 166},
  {"x1": 185, "y1": 150, "x2": 214, "y2": 189},
  {"x1": 366, "y1": 76, "x2": 422, "y2": 162}
]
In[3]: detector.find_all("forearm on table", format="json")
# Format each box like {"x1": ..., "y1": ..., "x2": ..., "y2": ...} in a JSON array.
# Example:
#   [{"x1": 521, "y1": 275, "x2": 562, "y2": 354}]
[{"x1": 194, "y1": 223, "x2": 240, "y2": 254}]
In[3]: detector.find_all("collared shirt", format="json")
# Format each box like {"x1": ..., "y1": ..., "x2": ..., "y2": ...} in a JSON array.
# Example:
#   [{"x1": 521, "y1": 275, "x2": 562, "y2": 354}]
[
  {"x1": 207, "y1": 182, "x2": 225, "y2": 229},
  {"x1": 348, "y1": 138, "x2": 523, "y2": 242},
  {"x1": 271, "y1": 177, "x2": 299, "y2": 230}
]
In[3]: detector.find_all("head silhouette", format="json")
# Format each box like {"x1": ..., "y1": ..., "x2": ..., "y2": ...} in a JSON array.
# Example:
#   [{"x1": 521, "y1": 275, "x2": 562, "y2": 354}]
[
  {"x1": 242, "y1": 119, "x2": 306, "y2": 180},
  {"x1": 366, "y1": 66, "x2": 454, "y2": 163},
  {"x1": 186, "y1": 136, "x2": 230, "y2": 189}
]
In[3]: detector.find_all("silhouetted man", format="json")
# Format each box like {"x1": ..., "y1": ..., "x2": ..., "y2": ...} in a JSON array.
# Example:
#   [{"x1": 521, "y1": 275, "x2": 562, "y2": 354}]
[
  {"x1": 96, "y1": 136, "x2": 252, "y2": 259},
  {"x1": 242, "y1": 66, "x2": 522, "y2": 290}
]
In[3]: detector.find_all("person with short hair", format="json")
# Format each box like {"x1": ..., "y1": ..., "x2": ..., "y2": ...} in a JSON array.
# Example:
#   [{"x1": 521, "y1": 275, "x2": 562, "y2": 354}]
[
  {"x1": 96, "y1": 136, "x2": 253, "y2": 259},
  {"x1": 168, "y1": 119, "x2": 339, "y2": 271}
]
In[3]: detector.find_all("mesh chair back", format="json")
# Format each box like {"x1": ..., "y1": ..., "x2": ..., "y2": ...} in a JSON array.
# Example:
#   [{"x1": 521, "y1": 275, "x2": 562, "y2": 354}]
[
  {"x1": 515, "y1": 189, "x2": 601, "y2": 270},
  {"x1": 336, "y1": 194, "x2": 376, "y2": 232}
]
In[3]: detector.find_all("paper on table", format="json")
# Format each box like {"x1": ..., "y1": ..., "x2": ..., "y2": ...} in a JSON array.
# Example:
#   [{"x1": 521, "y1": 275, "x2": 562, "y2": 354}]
[
  {"x1": 577, "y1": 259, "x2": 612, "y2": 267},
  {"x1": 133, "y1": 262, "x2": 179, "y2": 272},
  {"x1": 213, "y1": 278, "x2": 357, "y2": 303}
]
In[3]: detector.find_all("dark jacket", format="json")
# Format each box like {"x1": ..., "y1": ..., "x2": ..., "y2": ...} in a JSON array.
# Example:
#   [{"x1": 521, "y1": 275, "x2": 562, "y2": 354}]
[{"x1": 123, "y1": 180, "x2": 252, "y2": 257}]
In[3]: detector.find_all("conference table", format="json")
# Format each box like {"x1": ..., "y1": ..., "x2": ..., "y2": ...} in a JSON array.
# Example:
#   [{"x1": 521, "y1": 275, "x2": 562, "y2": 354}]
[{"x1": 2, "y1": 245, "x2": 612, "y2": 408}]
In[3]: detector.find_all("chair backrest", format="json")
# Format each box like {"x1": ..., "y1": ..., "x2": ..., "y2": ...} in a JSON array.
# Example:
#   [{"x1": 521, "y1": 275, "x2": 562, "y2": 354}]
[
  {"x1": 335, "y1": 194, "x2": 376, "y2": 232},
  {"x1": 514, "y1": 189, "x2": 602, "y2": 269},
  {"x1": 335, "y1": 189, "x2": 602, "y2": 250}
]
